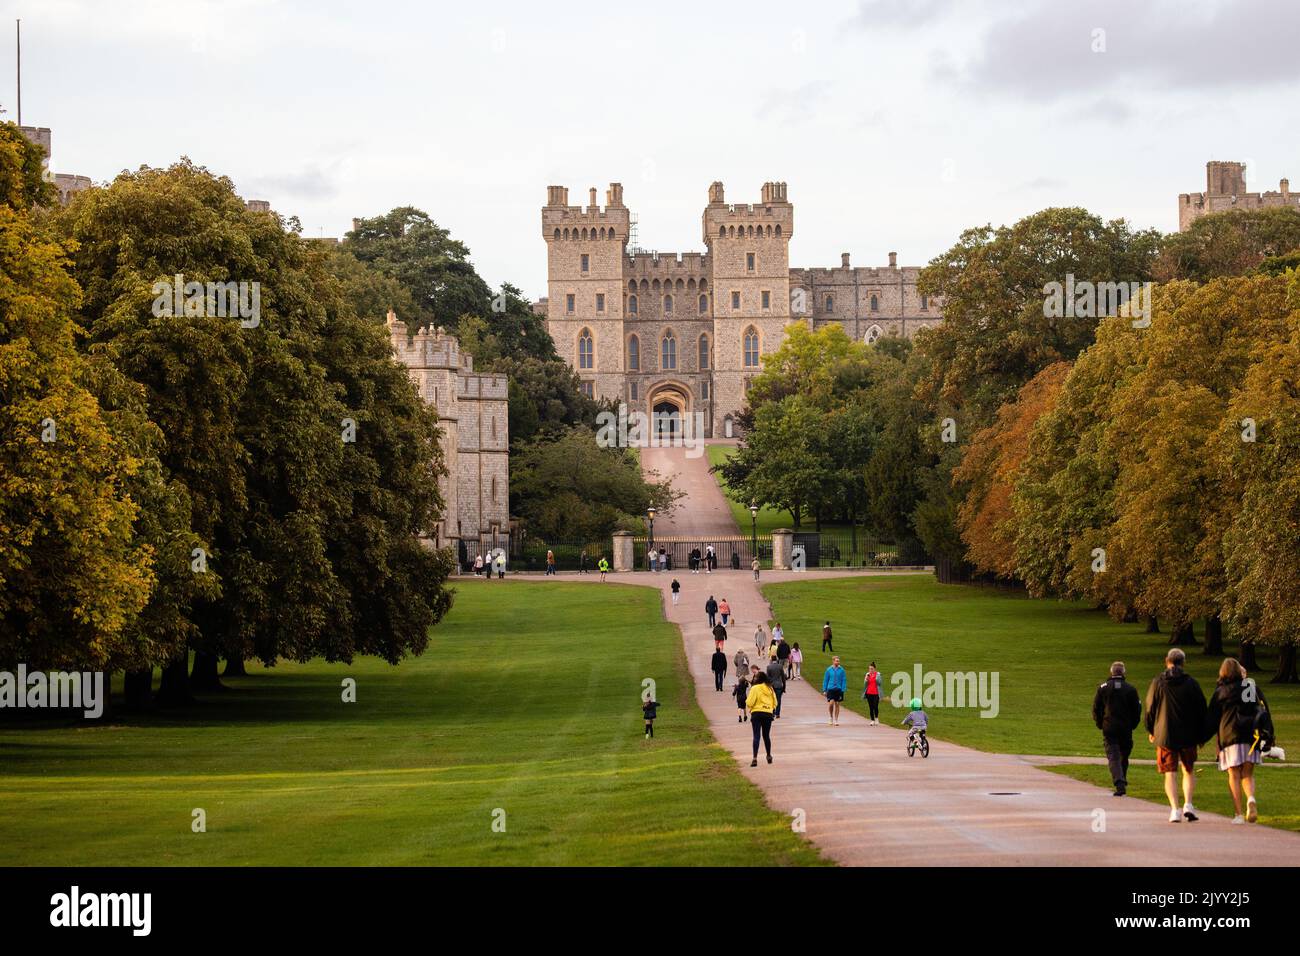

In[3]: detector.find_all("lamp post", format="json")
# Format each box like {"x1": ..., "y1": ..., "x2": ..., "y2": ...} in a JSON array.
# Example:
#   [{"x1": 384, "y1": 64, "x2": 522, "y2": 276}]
[
  {"x1": 749, "y1": 503, "x2": 759, "y2": 566},
  {"x1": 647, "y1": 506, "x2": 657, "y2": 571}
]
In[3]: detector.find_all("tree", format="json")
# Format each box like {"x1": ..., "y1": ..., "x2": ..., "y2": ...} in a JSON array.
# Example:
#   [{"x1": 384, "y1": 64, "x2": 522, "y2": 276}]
[{"x1": 1155, "y1": 207, "x2": 1300, "y2": 283}]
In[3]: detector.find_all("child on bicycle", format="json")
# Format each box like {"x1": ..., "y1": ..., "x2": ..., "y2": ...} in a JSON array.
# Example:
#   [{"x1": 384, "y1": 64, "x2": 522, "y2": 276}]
[{"x1": 901, "y1": 697, "x2": 928, "y2": 741}]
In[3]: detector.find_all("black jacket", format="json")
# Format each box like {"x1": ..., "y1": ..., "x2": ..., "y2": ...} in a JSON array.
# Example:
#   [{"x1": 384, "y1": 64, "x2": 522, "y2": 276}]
[
  {"x1": 712, "y1": 624, "x2": 728, "y2": 642},
  {"x1": 1092, "y1": 676, "x2": 1141, "y2": 736},
  {"x1": 776, "y1": 641, "x2": 790, "y2": 661},
  {"x1": 765, "y1": 660, "x2": 785, "y2": 691},
  {"x1": 705, "y1": 598, "x2": 718, "y2": 614},
  {"x1": 1144, "y1": 666, "x2": 1208, "y2": 750},
  {"x1": 1205, "y1": 677, "x2": 1269, "y2": 750},
  {"x1": 711, "y1": 651, "x2": 728, "y2": 674}
]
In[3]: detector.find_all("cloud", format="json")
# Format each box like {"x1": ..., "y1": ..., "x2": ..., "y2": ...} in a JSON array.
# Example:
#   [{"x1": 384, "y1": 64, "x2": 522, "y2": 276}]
[{"x1": 240, "y1": 163, "x2": 341, "y2": 201}]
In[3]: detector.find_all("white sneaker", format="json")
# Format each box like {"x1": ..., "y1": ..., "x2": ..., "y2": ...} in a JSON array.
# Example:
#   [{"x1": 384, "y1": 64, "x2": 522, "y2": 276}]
[
  {"x1": 1231, "y1": 815, "x2": 1246, "y2": 825},
  {"x1": 1246, "y1": 798, "x2": 1258, "y2": 823},
  {"x1": 1169, "y1": 809, "x2": 1181, "y2": 823}
]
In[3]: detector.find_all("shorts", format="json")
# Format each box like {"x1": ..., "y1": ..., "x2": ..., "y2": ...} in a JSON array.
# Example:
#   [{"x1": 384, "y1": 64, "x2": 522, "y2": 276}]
[
  {"x1": 1218, "y1": 742, "x2": 1262, "y2": 771},
  {"x1": 1155, "y1": 746, "x2": 1197, "y2": 773},
  {"x1": 825, "y1": 689, "x2": 844, "y2": 702}
]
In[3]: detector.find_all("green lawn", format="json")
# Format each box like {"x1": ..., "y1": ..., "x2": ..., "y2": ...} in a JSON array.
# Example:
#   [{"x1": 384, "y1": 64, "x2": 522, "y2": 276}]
[
  {"x1": 763, "y1": 575, "x2": 1299, "y2": 760},
  {"x1": 1045, "y1": 763, "x2": 1300, "y2": 833},
  {"x1": 0, "y1": 582, "x2": 822, "y2": 866}
]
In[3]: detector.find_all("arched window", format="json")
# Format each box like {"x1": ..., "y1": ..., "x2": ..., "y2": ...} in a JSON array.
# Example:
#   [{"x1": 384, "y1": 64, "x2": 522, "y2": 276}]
[
  {"x1": 553, "y1": 228, "x2": 560, "y2": 240},
  {"x1": 825, "y1": 295, "x2": 834, "y2": 313},
  {"x1": 698, "y1": 334, "x2": 710, "y2": 370},
  {"x1": 865, "y1": 324, "x2": 883, "y2": 345},
  {"x1": 628, "y1": 334, "x2": 640, "y2": 370},
  {"x1": 699, "y1": 278, "x2": 708, "y2": 291},
  {"x1": 639, "y1": 279, "x2": 649, "y2": 292},
  {"x1": 921, "y1": 295, "x2": 929, "y2": 310},
  {"x1": 719, "y1": 226, "x2": 726, "y2": 237},
  {"x1": 628, "y1": 279, "x2": 637, "y2": 291},
  {"x1": 578, "y1": 329, "x2": 594, "y2": 370},
  {"x1": 628, "y1": 294, "x2": 638, "y2": 314},
  {"x1": 652, "y1": 279, "x2": 661, "y2": 292},
  {"x1": 870, "y1": 294, "x2": 879, "y2": 312},
  {"x1": 676, "y1": 278, "x2": 684, "y2": 291},
  {"x1": 664, "y1": 294, "x2": 673, "y2": 313},
  {"x1": 661, "y1": 332, "x2": 677, "y2": 370},
  {"x1": 743, "y1": 327, "x2": 759, "y2": 367},
  {"x1": 775, "y1": 224, "x2": 782, "y2": 237},
  {"x1": 698, "y1": 293, "x2": 708, "y2": 313}
]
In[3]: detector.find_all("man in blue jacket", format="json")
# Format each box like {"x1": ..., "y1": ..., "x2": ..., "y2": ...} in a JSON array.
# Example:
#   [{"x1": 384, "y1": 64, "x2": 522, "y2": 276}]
[{"x1": 822, "y1": 656, "x2": 848, "y2": 726}]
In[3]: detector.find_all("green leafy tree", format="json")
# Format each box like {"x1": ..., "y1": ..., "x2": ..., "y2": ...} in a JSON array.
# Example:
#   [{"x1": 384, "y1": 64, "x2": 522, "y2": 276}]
[{"x1": 1155, "y1": 207, "x2": 1300, "y2": 283}]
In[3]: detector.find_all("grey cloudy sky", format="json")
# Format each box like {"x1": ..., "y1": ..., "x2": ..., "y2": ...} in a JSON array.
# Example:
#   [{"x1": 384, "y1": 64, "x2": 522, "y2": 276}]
[{"x1": 5, "y1": 0, "x2": 1297, "y2": 298}]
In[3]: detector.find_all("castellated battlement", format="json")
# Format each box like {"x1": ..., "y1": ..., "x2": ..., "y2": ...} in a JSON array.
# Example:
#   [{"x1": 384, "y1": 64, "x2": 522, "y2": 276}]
[
  {"x1": 1178, "y1": 160, "x2": 1298, "y2": 230},
  {"x1": 456, "y1": 372, "x2": 508, "y2": 401},
  {"x1": 702, "y1": 181, "x2": 793, "y2": 240},
  {"x1": 387, "y1": 312, "x2": 465, "y2": 370},
  {"x1": 543, "y1": 183, "x2": 631, "y2": 239}
]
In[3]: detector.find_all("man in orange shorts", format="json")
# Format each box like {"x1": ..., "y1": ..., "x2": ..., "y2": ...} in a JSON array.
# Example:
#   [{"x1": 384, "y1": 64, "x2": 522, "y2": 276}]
[{"x1": 1144, "y1": 647, "x2": 1208, "y2": 823}]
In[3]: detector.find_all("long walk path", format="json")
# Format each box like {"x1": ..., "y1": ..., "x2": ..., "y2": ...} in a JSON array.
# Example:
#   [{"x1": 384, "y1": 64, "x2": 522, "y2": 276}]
[{"x1": 623, "y1": 444, "x2": 1300, "y2": 865}]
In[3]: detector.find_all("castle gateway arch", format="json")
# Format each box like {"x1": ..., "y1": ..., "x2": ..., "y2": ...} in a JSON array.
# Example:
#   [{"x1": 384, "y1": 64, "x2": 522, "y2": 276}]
[{"x1": 648, "y1": 382, "x2": 690, "y2": 439}]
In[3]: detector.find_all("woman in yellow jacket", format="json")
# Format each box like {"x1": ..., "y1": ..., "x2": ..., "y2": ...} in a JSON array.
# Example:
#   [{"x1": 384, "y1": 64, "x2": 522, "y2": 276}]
[{"x1": 746, "y1": 672, "x2": 777, "y2": 767}]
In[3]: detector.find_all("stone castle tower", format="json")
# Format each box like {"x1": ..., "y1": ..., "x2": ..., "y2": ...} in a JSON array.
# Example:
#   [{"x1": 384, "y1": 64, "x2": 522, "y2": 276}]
[
  {"x1": 1179, "y1": 161, "x2": 1297, "y2": 230},
  {"x1": 386, "y1": 311, "x2": 509, "y2": 560},
  {"x1": 540, "y1": 181, "x2": 942, "y2": 437}
]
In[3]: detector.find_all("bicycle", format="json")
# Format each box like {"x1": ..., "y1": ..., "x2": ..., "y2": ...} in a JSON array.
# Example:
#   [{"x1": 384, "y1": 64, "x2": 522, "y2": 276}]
[{"x1": 907, "y1": 727, "x2": 930, "y2": 758}]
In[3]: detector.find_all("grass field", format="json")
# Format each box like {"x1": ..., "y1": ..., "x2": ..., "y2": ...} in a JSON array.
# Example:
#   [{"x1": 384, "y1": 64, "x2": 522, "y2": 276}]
[
  {"x1": 0, "y1": 582, "x2": 823, "y2": 866},
  {"x1": 762, "y1": 575, "x2": 1299, "y2": 759},
  {"x1": 1044, "y1": 763, "x2": 1300, "y2": 832}
]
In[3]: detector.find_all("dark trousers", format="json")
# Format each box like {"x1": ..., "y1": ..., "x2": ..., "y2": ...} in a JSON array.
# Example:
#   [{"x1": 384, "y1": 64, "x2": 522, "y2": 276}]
[
  {"x1": 708, "y1": 612, "x2": 716, "y2": 627},
  {"x1": 1104, "y1": 732, "x2": 1133, "y2": 788},
  {"x1": 866, "y1": 693, "x2": 880, "y2": 720},
  {"x1": 822, "y1": 637, "x2": 833, "y2": 652},
  {"x1": 714, "y1": 670, "x2": 725, "y2": 691},
  {"x1": 751, "y1": 712, "x2": 773, "y2": 758},
  {"x1": 773, "y1": 686, "x2": 784, "y2": 717}
]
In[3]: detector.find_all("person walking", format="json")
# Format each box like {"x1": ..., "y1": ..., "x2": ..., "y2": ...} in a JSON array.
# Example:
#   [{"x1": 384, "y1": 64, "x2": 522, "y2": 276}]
[
  {"x1": 642, "y1": 694, "x2": 659, "y2": 739},
  {"x1": 1145, "y1": 647, "x2": 1208, "y2": 823},
  {"x1": 1206, "y1": 657, "x2": 1272, "y2": 824},
  {"x1": 658, "y1": 548, "x2": 668, "y2": 573},
  {"x1": 712, "y1": 621, "x2": 728, "y2": 651},
  {"x1": 579, "y1": 549, "x2": 589, "y2": 574},
  {"x1": 545, "y1": 549, "x2": 556, "y2": 576},
  {"x1": 746, "y1": 672, "x2": 776, "y2": 766},
  {"x1": 732, "y1": 672, "x2": 750, "y2": 723},
  {"x1": 862, "y1": 662, "x2": 883, "y2": 724},
  {"x1": 689, "y1": 547, "x2": 699, "y2": 574},
  {"x1": 711, "y1": 647, "x2": 729, "y2": 692},
  {"x1": 718, "y1": 598, "x2": 731, "y2": 627},
  {"x1": 670, "y1": 577, "x2": 681, "y2": 606},
  {"x1": 733, "y1": 647, "x2": 750, "y2": 682},
  {"x1": 772, "y1": 622, "x2": 784, "y2": 646},
  {"x1": 754, "y1": 624, "x2": 767, "y2": 657},
  {"x1": 1092, "y1": 661, "x2": 1142, "y2": 796},
  {"x1": 821, "y1": 621, "x2": 834, "y2": 653},
  {"x1": 823, "y1": 656, "x2": 847, "y2": 726},
  {"x1": 473, "y1": 553, "x2": 484, "y2": 578},
  {"x1": 752, "y1": 557, "x2": 760, "y2": 581},
  {"x1": 706, "y1": 544, "x2": 715, "y2": 573},
  {"x1": 705, "y1": 595, "x2": 718, "y2": 628},
  {"x1": 777, "y1": 638, "x2": 791, "y2": 682},
  {"x1": 766, "y1": 656, "x2": 786, "y2": 718},
  {"x1": 598, "y1": 556, "x2": 609, "y2": 582},
  {"x1": 495, "y1": 552, "x2": 506, "y2": 579},
  {"x1": 790, "y1": 642, "x2": 803, "y2": 680}
]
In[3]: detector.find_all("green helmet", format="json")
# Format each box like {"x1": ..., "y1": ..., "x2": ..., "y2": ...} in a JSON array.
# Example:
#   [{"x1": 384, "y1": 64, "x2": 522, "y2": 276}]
[{"x1": 909, "y1": 698, "x2": 921, "y2": 710}]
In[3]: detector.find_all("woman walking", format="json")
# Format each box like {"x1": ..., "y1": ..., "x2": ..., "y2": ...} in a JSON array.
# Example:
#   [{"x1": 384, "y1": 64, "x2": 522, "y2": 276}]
[
  {"x1": 746, "y1": 672, "x2": 777, "y2": 766},
  {"x1": 754, "y1": 624, "x2": 767, "y2": 657},
  {"x1": 718, "y1": 598, "x2": 731, "y2": 626},
  {"x1": 1206, "y1": 658, "x2": 1271, "y2": 824},
  {"x1": 863, "y1": 662, "x2": 882, "y2": 725},
  {"x1": 473, "y1": 553, "x2": 484, "y2": 578},
  {"x1": 790, "y1": 642, "x2": 803, "y2": 680}
]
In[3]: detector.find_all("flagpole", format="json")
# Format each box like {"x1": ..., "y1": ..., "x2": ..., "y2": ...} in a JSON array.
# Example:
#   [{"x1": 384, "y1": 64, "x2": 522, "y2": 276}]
[{"x1": 15, "y1": 19, "x2": 20, "y2": 126}]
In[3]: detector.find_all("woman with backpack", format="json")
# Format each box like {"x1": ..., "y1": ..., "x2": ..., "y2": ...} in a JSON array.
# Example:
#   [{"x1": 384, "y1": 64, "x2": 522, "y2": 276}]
[{"x1": 1205, "y1": 657, "x2": 1272, "y2": 824}]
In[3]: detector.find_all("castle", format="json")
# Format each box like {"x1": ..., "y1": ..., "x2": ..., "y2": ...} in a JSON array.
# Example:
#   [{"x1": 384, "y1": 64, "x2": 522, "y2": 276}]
[
  {"x1": 385, "y1": 311, "x2": 510, "y2": 563},
  {"x1": 1179, "y1": 161, "x2": 1297, "y2": 230},
  {"x1": 538, "y1": 181, "x2": 942, "y2": 438},
  {"x1": 18, "y1": 126, "x2": 92, "y2": 205}
]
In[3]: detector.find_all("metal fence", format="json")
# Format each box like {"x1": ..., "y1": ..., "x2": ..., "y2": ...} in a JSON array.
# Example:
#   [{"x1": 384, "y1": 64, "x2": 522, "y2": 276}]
[{"x1": 634, "y1": 535, "x2": 771, "y2": 572}]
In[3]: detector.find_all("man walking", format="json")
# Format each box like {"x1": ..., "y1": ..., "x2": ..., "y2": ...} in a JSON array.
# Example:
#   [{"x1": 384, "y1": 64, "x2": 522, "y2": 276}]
[
  {"x1": 670, "y1": 577, "x2": 681, "y2": 606},
  {"x1": 597, "y1": 556, "x2": 609, "y2": 581},
  {"x1": 712, "y1": 621, "x2": 728, "y2": 651},
  {"x1": 821, "y1": 621, "x2": 834, "y2": 653},
  {"x1": 766, "y1": 656, "x2": 786, "y2": 718},
  {"x1": 705, "y1": 595, "x2": 718, "y2": 628},
  {"x1": 579, "y1": 549, "x2": 589, "y2": 574},
  {"x1": 1093, "y1": 661, "x2": 1142, "y2": 796},
  {"x1": 752, "y1": 557, "x2": 760, "y2": 581},
  {"x1": 823, "y1": 656, "x2": 847, "y2": 726},
  {"x1": 711, "y1": 647, "x2": 728, "y2": 691},
  {"x1": 546, "y1": 549, "x2": 556, "y2": 576},
  {"x1": 1145, "y1": 647, "x2": 1208, "y2": 822}
]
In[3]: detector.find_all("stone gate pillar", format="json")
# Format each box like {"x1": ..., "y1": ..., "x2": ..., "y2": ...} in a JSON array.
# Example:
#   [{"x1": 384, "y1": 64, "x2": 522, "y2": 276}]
[
  {"x1": 772, "y1": 529, "x2": 794, "y2": 570},
  {"x1": 612, "y1": 531, "x2": 634, "y2": 573}
]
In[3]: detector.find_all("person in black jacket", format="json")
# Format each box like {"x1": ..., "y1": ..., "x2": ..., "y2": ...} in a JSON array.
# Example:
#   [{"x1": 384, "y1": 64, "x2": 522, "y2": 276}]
[
  {"x1": 1145, "y1": 647, "x2": 1208, "y2": 823},
  {"x1": 1092, "y1": 661, "x2": 1142, "y2": 796},
  {"x1": 1205, "y1": 657, "x2": 1268, "y2": 824},
  {"x1": 711, "y1": 648, "x2": 728, "y2": 692},
  {"x1": 705, "y1": 595, "x2": 718, "y2": 627}
]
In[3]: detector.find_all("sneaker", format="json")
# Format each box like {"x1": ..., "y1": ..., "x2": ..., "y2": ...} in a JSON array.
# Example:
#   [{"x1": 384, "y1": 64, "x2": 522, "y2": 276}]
[
  {"x1": 1112, "y1": 788, "x2": 1125, "y2": 797},
  {"x1": 1231, "y1": 815, "x2": 1246, "y2": 825},
  {"x1": 1169, "y1": 809, "x2": 1181, "y2": 823},
  {"x1": 766, "y1": 754, "x2": 772, "y2": 764},
  {"x1": 828, "y1": 719, "x2": 835, "y2": 726},
  {"x1": 1246, "y1": 799, "x2": 1258, "y2": 823},
  {"x1": 750, "y1": 759, "x2": 758, "y2": 767},
  {"x1": 1183, "y1": 806, "x2": 1198, "y2": 822}
]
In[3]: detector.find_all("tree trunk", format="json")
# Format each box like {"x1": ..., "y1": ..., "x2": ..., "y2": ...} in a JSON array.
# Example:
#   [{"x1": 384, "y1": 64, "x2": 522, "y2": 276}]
[
  {"x1": 123, "y1": 668, "x2": 153, "y2": 712},
  {"x1": 1121, "y1": 608, "x2": 1138, "y2": 624},
  {"x1": 155, "y1": 653, "x2": 194, "y2": 707},
  {"x1": 1144, "y1": 615, "x2": 1160, "y2": 634},
  {"x1": 189, "y1": 650, "x2": 225, "y2": 692},
  {"x1": 1203, "y1": 616, "x2": 1223, "y2": 656},
  {"x1": 1240, "y1": 640, "x2": 1258, "y2": 671},
  {"x1": 223, "y1": 655, "x2": 248, "y2": 677},
  {"x1": 1168, "y1": 621, "x2": 1197, "y2": 645},
  {"x1": 1271, "y1": 645, "x2": 1299, "y2": 684}
]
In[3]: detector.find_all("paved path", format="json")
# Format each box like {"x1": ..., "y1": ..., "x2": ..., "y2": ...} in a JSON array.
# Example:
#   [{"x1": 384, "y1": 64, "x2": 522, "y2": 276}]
[{"x1": 613, "y1": 444, "x2": 1300, "y2": 865}]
